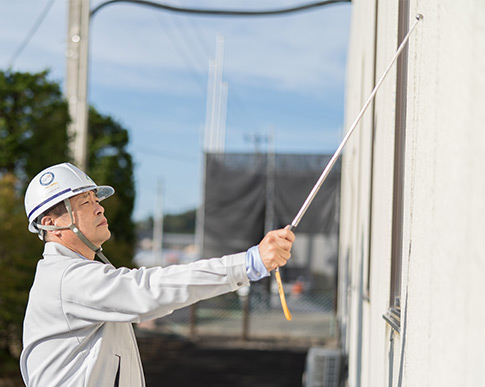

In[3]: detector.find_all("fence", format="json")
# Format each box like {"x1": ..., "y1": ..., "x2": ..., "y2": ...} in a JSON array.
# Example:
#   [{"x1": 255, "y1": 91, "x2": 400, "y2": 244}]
[{"x1": 143, "y1": 282, "x2": 337, "y2": 344}]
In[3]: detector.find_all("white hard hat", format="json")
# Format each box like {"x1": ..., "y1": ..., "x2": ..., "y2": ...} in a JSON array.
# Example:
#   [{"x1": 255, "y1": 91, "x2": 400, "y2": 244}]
[{"x1": 25, "y1": 162, "x2": 114, "y2": 234}]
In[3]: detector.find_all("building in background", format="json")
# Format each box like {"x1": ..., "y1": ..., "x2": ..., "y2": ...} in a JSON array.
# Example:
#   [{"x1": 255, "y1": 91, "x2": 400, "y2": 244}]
[{"x1": 338, "y1": 1, "x2": 485, "y2": 386}]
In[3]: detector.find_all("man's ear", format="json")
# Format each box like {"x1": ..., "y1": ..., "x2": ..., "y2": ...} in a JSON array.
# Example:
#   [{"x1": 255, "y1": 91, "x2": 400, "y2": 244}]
[{"x1": 41, "y1": 215, "x2": 62, "y2": 238}]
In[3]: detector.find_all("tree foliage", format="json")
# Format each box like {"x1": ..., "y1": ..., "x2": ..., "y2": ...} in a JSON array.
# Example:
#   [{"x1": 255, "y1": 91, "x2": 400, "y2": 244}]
[
  {"x1": 87, "y1": 107, "x2": 136, "y2": 268},
  {"x1": 0, "y1": 69, "x2": 136, "y2": 374},
  {"x1": 0, "y1": 173, "x2": 40, "y2": 373},
  {"x1": 135, "y1": 209, "x2": 197, "y2": 240},
  {"x1": 163, "y1": 209, "x2": 196, "y2": 234},
  {"x1": 0, "y1": 70, "x2": 70, "y2": 181}
]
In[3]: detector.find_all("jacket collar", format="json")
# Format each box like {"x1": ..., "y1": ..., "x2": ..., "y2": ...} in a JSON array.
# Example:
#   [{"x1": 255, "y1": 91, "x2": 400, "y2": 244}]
[{"x1": 43, "y1": 242, "x2": 88, "y2": 260}]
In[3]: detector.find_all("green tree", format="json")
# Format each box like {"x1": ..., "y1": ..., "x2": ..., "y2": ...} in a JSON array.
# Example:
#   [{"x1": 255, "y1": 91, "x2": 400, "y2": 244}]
[
  {"x1": 0, "y1": 174, "x2": 40, "y2": 376},
  {"x1": 87, "y1": 107, "x2": 136, "y2": 268},
  {"x1": 163, "y1": 209, "x2": 196, "y2": 234},
  {"x1": 0, "y1": 70, "x2": 71, "y2": 181},
  {"x1": 135, "y1": 209, "x2": 197, "y2": 242}
]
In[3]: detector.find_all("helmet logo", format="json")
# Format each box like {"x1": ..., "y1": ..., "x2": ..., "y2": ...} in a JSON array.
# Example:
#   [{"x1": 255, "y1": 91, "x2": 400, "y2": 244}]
[
  {"x1": 84, "y1": 173, "x2": 94, "y2": 184},
  {"x1": 39, "y1": 172, "x2": 55, "y2": 186}
]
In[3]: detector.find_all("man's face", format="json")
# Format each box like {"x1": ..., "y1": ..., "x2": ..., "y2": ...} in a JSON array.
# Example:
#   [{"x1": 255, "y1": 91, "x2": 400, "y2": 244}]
[{"x1": 68, "y1": 190, "x2": 111, "y2": 247}]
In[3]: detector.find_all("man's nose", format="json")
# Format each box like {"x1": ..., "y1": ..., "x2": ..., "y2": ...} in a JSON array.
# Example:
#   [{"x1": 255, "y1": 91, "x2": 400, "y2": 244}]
[{"x1": 95, "y1": 202, "x2": 105, "y2": 215}]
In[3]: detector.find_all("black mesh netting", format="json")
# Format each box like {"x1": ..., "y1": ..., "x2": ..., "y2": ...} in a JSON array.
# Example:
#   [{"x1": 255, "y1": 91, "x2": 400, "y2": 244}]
[{"x1": 202, "y1": 153, "x2": 340, "y2": 259}]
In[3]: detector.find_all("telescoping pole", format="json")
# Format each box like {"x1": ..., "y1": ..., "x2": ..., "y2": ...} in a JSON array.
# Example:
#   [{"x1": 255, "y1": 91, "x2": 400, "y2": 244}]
[{"x1": 275, "y1": 14, "x2": 424, "y2": 321}]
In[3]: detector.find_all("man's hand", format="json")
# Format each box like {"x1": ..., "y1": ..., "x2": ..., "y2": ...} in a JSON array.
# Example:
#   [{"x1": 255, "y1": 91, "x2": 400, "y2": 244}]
[{"x1": 258, "y1": 226, "x2": 295, "y2": 272}]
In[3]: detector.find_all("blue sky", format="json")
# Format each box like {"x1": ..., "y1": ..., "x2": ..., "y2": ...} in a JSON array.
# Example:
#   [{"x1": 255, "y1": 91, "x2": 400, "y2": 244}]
[{"x1": 1, "y1": 0, "x2": 352, "y2": 220}]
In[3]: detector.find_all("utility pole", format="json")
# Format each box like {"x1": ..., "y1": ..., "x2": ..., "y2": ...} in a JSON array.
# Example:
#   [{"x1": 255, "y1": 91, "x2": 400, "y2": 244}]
[
  {"x1": 203, "y1": 34, "x2": 227, "y2": 153},
  {"x1": 66, "y1": 0, "x2": 90, "y2": 170},
  {"x1": 152, "y1": 179, "x2": 164, "y2": 267}
]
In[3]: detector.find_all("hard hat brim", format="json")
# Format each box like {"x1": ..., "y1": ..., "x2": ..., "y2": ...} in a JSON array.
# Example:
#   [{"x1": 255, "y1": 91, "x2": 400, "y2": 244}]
[
  {"x1": 95, "y1": 185, "x2": 115, "y2": 201},
  {"x1": 27, "y1": 185, "x2": 115, "y2": 233}
]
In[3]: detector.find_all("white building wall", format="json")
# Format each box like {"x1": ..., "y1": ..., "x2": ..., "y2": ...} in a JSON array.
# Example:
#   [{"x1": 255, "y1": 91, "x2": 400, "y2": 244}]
[{"x1": 338, "y1": 1, "x2": 485, "y2": 386}]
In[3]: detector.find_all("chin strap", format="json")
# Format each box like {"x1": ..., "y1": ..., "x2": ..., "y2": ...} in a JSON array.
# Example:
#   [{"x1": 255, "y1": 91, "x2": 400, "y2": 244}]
[{"x1": 36, "y1": 199, "x2": 113, "y2": 266}]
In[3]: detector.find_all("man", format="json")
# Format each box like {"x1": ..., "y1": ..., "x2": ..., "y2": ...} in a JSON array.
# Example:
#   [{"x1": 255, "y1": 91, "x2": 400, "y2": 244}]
[{"x1": 20, "y1": 162, "x2": 294, "y2": 386}]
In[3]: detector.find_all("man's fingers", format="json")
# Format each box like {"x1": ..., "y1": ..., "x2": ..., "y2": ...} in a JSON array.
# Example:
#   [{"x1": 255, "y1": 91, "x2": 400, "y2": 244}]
[
  {"x1": 279, "y1": 227, "x2": 295, "y2": 242},
  {"x1": 268, "y1": 227, "x2": 295, "y2": 245},
  {"x1": 258, "y1": 226, "x2": 296, "y2": 272},
  {"x1": 263, "y1": 235, "x2": 293, "y2": 257},
  {"x1": 276, "y1": 254, "x2": 290, "y2": 268}
]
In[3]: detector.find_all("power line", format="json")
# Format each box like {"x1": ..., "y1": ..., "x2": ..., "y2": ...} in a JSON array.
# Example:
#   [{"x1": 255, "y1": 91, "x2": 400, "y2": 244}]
[
  {"x1": 155, "y1": 13, "x2": 208, "y2": 95},
  {"x1": 175, "y1": 14, "x2": 212, "y2": 62},
  {"x1": 7, "y1": 0, "x2": 57, "y2": 68},
  {"x1": 161, "y1": 11, "x2": 265, "y2": 137},
  {"x1": 91, "y1": 0, "x2": 351, "y2": 18},
  {"x1": 153, "y1": 10, "x2": 265, "y2": 139}
]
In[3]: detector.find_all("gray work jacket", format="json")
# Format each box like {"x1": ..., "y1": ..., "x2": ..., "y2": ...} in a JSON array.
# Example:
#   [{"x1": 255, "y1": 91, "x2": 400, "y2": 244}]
[{"x1": 20, "y1": 242, "x2": 249, "y2": 386}]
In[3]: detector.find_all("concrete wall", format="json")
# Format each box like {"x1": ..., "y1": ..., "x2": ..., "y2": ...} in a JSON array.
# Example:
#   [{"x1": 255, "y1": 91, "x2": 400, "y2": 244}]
[{"x1": 338, "y1": 1, "x2": 485, "y2": 386}]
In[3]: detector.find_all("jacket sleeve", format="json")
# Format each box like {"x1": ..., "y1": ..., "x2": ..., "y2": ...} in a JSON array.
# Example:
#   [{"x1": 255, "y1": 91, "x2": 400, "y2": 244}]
[{"x1": 60, "y1": 253, "x2": 250, "y2": 327}]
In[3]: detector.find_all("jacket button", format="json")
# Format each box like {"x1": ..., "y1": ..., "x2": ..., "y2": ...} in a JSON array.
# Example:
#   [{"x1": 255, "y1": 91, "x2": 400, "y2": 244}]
[{"x1": 237, "y1": 282, "x2": 243, "y2": 286}]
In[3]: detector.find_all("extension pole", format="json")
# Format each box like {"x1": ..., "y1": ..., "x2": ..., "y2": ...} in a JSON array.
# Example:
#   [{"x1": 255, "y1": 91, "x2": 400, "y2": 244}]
[
  {"x1": 275, "y1": 14, "x2": 423, "y2": 321},
  {"x1": 290, "y1": 13, "x2": 423, "y2": 230}
]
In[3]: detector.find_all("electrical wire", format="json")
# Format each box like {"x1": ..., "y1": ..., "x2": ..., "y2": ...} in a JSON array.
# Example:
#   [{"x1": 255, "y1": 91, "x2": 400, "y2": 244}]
[
  {"x1": 152, "y1": 6, "x2": 264, "y2": 142},
  {"x1": 174, "y1": 13, "x2": 212, "y2": 62},
  {"x1": 7, "y1": 0, "x2": 57, "y2": 68},
  {"x1": 91, "y1": 0, "x2": 351, "y2": 18},
  {"x1": 174, "y1": 17, "x2": 265, "y2": 139},
  {"x1": 158, "y1": 10, "x2": 264, "y2": 137},
  {"x1": 156, "y1": 14, "x2": 208, "y2": 95}
]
